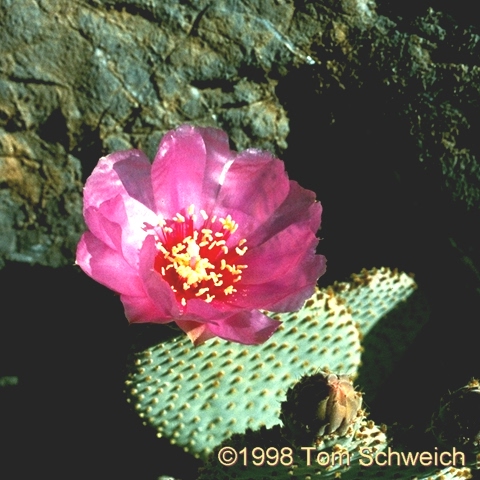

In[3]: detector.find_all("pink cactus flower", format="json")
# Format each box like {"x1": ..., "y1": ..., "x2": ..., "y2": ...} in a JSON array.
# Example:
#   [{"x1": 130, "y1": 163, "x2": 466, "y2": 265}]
[{"x1": 76, "y1": 125, "x2": 326, "y2": 345}]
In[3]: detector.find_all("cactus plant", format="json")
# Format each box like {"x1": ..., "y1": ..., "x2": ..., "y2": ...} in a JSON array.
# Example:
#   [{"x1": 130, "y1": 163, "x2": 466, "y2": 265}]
[
  {"x1": 125, "y1": 267, "x2": 419, "y2": 458},
  {"x1": 124, "y1": 265, "x2": 480, "y2": 479}
]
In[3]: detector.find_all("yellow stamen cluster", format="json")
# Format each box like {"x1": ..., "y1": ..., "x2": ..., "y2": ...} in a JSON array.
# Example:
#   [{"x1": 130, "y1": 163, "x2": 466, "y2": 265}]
[{"x1": 154, "y1": 206, "x2": 248, "y2": 306}]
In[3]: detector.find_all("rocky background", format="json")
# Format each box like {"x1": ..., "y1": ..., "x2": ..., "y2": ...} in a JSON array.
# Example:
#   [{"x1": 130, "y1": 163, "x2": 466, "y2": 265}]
[{"x1": 1, "y1": 0, "x2": 479, "y2": 478}]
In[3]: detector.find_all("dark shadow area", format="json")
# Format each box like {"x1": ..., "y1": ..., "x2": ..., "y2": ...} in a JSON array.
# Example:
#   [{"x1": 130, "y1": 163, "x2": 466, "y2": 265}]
[
  {"x1": 277, "y1": 60, "x2": 480, "y2": 438},
  {"x1": 0, "y1": 263, "x2": 201, "y2": 479}
]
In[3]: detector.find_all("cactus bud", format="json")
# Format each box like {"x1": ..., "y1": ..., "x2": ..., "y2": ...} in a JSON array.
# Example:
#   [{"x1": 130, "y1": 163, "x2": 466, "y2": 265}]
[{"x1": 281, "y1": 370, "x2": 363, "y2": 444}]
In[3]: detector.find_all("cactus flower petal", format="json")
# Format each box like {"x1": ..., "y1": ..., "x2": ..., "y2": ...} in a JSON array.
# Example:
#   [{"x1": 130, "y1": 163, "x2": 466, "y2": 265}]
[{"x1": 76, "y1": 125, "x2": 326, "y2": 345}]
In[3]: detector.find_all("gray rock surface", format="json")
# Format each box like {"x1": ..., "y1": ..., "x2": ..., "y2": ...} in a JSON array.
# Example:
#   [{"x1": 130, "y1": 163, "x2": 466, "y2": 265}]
[{"x1": 1, "y1": 0, "x2": 479, "y2": 270}]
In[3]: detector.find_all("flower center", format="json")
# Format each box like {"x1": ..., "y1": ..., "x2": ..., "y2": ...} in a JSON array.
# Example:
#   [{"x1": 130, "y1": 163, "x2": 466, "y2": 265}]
[{"x1": 152, "y1": 205, "x2": 248, "y2": 306}]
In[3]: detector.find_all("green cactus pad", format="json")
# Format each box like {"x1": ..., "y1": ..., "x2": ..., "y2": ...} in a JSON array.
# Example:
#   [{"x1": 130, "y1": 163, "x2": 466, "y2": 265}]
[
  {"x1": 331, "y1": 267, "x2": 428, "y2": 401},
  {"x1": 125, "y1": 290, "x2": 362, "y2": 458},
  {"x1": 331, "y1": 267, "x2": 418, "y2": 337}
]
